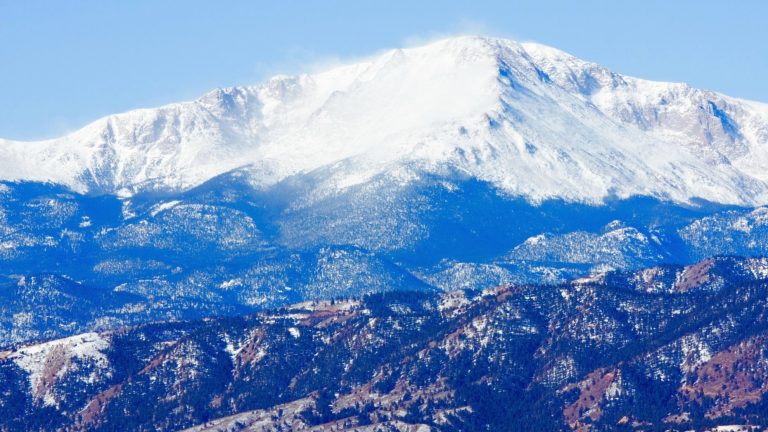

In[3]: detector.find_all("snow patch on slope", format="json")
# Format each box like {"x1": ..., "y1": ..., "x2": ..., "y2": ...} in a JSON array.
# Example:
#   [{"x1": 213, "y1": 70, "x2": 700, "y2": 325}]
[{"x1": 11, "y1": 332, "x2": 111, "y2": 407}]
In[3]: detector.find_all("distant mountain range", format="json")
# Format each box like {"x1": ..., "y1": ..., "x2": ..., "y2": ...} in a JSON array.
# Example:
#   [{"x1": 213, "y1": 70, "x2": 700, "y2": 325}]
[{"x1": 3, "y1": 175, "x2": 768, "y2": 347}]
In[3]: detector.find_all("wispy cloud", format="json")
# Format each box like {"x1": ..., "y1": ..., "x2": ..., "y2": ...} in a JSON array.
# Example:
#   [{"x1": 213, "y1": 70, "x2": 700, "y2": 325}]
[{"x1": 246, "y1": 20, "x2": 537, "y2": 86}]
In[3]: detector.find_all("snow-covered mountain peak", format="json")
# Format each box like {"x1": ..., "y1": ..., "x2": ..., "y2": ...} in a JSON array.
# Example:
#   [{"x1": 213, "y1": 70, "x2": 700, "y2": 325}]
[{"x1": 1, "y1": 36, "x2": 768, "y2": 205}]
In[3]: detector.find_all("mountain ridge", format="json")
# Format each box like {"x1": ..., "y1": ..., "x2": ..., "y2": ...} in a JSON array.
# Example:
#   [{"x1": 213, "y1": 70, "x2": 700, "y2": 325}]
[
  {"x1": 4, "y1": 256, "x2": 768, "y2": 431},
  {"x1": 2, "y1": 36, "x2": 768, "y2": 205}
]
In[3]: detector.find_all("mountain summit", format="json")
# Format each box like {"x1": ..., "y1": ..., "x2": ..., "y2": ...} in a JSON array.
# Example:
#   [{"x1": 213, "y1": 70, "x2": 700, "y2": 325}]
[{"x1": 2, "y1": 36, "x2": 768, "y2": 204}]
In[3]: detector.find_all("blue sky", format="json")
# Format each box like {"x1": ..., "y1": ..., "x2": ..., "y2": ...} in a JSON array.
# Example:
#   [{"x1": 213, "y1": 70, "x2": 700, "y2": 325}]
[{"x1": 2, "y1": 0, "x2": 766, "y2": 140}]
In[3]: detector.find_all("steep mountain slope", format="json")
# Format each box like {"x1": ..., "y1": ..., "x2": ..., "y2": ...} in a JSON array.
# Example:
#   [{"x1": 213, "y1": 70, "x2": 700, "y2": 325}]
[
  {"x1": 1, "y1": 36, "x2": 767, "y2": 204},
  {"x1": 524, "y1": 42, "x2": 768, "y2": 182},
  {"x1": 3, "y1": 258, "x2": 768, "y2": 431}
]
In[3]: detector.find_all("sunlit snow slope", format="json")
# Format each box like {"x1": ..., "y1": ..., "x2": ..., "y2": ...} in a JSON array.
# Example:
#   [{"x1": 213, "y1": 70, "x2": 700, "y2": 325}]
[{"x1": 2, "y1": 36, "x2": 768, "y2": 204}]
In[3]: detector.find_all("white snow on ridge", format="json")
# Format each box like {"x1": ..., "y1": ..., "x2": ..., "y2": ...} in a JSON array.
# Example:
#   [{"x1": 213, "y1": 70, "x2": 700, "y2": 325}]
[
  {"x1": 1, "y1": 36, "x2": 768, "y2": 205},
  {"x1": 10, "y1": 332, "x2": 111, "y2": 407},
  {"x1": 150, "y1": 200, "x2": 182, "y2": 217}
]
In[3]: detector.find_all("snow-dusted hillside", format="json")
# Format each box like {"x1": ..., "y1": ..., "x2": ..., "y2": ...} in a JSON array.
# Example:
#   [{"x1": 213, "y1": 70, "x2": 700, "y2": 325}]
[
  {"x1": 5, "y1": 258, "x2": 768, "y2": 431},
  {"x1": 2, "y1": 36, "x2": 767, "y2": 204}
]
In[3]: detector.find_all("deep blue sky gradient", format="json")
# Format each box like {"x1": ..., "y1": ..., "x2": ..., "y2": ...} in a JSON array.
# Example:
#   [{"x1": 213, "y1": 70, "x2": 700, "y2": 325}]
[{"x1": 2, "y1": 0, "x2": 766, "y2": 140}]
